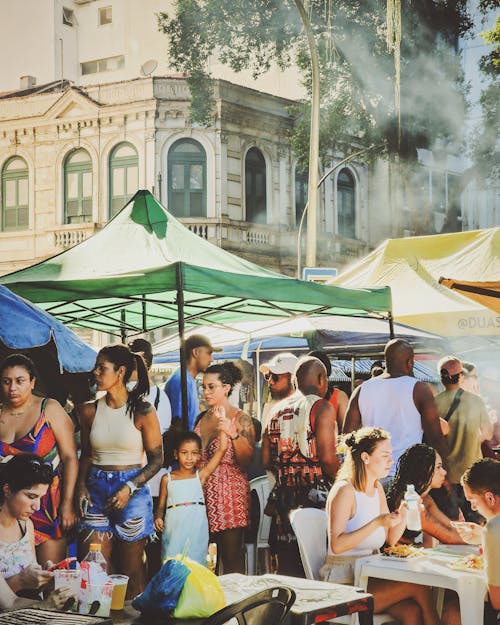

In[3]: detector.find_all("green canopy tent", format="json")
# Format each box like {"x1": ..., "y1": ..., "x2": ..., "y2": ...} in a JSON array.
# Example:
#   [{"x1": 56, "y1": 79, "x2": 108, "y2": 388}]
[{"x1": 1, "y1": 190, "x2": 392, "y2": 426}]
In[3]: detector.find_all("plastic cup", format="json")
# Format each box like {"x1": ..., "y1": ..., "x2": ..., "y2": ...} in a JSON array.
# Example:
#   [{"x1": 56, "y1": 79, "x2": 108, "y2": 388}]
[
  {"x1": 53, "y1": 569, "x2": 81, "y2": 611},
  {"x1": 79, "y1": 582, "x2": 113, "y2": 617},
  {"x1": 109, "y1": 574, "x2": 129, "y2": 610}
]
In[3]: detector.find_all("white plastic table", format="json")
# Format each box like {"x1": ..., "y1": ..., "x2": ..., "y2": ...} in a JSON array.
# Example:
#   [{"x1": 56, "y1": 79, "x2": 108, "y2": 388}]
[{"x1": 355, "y1": 545, "x2": 486, "y2": 625}]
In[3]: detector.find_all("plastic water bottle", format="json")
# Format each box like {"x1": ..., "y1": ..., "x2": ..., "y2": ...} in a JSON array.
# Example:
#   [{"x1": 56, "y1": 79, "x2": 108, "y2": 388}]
[
  {"x1": 81, "y1": 543, "x2": 108, "y2": 582},
  {"x1": 404, "y1": 484, "x2": 422, "y2": 532}
]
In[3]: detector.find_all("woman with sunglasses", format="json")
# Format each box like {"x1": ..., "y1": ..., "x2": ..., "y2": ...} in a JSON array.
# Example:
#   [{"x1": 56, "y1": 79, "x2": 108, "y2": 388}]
[
  {"x1": 0, "y1": 454, "x2": 55, "y2": 594},
  {"x1": 194, "y1": 362, "x2": 255, "y2": 573},
  {"x1": 76, "y1": 344, "x2": 162, "y2": 599},
  {"x1": 0, "y1": 354, "x2": 79, "y2": 567}
]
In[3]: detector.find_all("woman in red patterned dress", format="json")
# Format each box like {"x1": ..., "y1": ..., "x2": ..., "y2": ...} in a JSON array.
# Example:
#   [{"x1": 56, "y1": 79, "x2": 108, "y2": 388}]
[
  {"x1": 0, "y1": 354, "x2": 78, "y2": 567},
  {"x1": 195, "y1": 362, "x2": 255, "y2": 573}
]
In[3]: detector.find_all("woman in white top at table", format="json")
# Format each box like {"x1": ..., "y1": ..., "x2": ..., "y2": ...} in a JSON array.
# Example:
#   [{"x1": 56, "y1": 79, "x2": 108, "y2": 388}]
[{"x1": 322, "y1": 427, "x2": 442, "y2": 625}]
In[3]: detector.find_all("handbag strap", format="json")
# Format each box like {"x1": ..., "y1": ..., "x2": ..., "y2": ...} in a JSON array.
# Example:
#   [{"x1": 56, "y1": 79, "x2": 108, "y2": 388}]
[{"x1": 444, "y1": 388, "x2": 464, "y2": 422}]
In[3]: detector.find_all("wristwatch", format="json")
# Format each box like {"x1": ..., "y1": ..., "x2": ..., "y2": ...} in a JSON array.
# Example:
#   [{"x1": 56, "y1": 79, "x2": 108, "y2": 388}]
[{"x1": 126, "y1": 480, "x2": 138, "y2": 495}]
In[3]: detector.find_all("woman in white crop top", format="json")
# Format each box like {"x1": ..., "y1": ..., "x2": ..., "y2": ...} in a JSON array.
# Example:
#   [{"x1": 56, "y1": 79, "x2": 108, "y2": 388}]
[
  {"x1": 76, "y1": 344, "x2": 162, "y2": 600},
  {"x1": 322, "y1": 427, "x2": 442, "y2": 625}
]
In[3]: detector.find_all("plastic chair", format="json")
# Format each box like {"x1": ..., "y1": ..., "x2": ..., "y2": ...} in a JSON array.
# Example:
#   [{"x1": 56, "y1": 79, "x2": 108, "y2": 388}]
[
  {"x1": 245, "y1": 475, "x2": 271, "y2": 574},
  {"x1": 290, "y1": 508, "x2": 398, "y2": 625},
  {"x1": 203, "y1": 586, "x2": 296, "y2": 625},
  {"x1": 289, "y1": 507, "x2": 328, "y2": 580}
]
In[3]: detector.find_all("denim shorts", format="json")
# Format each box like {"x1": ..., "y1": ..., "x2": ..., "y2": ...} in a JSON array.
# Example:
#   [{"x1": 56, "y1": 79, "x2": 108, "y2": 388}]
[{"x1": 80, "y1": 466, "x2": 154, "y2": 542}]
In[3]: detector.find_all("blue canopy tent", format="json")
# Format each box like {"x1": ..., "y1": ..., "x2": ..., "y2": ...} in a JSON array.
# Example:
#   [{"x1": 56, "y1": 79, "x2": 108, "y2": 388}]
[
  {"x1": 154, "y1": 336, "x2": 310, "y2": 364},
  {"x1": 0, "y1": 285, "x2": 96, "y2": 404}
]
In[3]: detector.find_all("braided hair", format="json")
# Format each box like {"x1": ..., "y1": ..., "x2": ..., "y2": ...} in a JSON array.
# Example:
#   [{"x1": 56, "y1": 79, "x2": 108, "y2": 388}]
[{"x1": 386, "y1": 443, "x2": 436, "y2": 511}]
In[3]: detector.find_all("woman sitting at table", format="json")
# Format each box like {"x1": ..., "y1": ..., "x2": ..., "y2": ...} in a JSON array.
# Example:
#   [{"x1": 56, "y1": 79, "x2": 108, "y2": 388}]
[
  {"x1": 322, "y1": 427, "x2": 442, "y2": 625},
  {"x1": 387, "y1": 444, "x2": 465, "y2": 547},
  {"x1": 0, "y1": 454, "x2": 55, "y2": 595}
]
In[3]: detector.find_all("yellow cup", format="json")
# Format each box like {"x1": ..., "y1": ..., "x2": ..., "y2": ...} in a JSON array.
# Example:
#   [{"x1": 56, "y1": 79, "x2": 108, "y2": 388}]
[{"x1": 110, "y1": 574, "x2": 129, "y2": 610}]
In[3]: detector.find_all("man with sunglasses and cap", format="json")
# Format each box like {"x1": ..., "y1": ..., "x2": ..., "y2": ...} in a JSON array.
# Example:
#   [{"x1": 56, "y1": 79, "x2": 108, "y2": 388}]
[
  {"x1": 260, "y1": 353, "x2": 299, "y2": 432},
  {"x1": 262, "y1": 356, "x2": 339, "y2": 576},
  {"x1": 434, "y1": 355, "x2": 492, "y2": 522}
]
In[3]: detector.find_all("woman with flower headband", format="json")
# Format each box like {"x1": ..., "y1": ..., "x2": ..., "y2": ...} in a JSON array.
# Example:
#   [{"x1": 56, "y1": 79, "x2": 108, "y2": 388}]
[
  {"x1": 322, "y1": 427, "x2": 442, "y2": 625},
  {"x1": 0, "y1": 354, "x2": 78, "y2": 567}
]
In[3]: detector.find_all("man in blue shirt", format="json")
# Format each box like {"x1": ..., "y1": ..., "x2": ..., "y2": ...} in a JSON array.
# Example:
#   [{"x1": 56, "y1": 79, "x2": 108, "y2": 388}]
[{"x1": 164, "y1": 334, "x2": 220, "y2": 431}]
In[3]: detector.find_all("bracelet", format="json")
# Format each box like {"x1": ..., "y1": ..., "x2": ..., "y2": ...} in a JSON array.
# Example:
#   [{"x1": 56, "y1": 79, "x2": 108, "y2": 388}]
[{"x1": 230, "y1": 434, "x2": 240, "y2": 441}]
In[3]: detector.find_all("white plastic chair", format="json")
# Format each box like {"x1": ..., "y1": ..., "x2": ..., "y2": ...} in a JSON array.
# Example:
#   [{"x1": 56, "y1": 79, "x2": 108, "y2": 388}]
[
  {"x1": 290, "y1": 508, "x2": 398, "y2": 625},
  {"x1": 245, "y1": 475, "x2": 271, "y2": 575},
  {"x1": 289, "y1": 507, "x2": 327, "y2": 580}
]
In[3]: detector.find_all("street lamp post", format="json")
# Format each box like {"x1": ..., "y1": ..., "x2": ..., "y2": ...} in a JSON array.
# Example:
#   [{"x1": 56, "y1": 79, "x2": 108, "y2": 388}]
[
  {"x1": 297, "y1": 145, "x2": 382, "y2": 279},
  {"x1": 292, "y1": 0, "x2": 320, "y2": 269}
]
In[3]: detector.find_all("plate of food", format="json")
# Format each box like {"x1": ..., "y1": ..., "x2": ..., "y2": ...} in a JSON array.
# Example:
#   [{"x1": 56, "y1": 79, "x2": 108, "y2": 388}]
[
  {"x1": 381, "y1": 545, "x2": 424, "y2": 560},
  {"x1": 447, "y1": 553, "x2": 484, "y2": 573}
]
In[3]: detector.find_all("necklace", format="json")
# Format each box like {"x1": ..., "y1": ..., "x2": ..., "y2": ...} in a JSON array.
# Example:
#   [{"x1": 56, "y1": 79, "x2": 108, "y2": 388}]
[{"x1": 0, "y1": 402, "x2": 30, "y2": 424}]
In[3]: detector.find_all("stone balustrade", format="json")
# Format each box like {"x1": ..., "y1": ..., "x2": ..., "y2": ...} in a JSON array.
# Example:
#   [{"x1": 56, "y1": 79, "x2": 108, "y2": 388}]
[{"x1": 54, "y1": 224, "x2": 100, "y2": 248}]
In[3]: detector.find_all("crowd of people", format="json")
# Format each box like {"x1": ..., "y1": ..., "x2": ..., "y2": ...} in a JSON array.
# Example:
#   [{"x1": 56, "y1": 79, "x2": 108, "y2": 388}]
[{"x1": 0, "y1": 335, "x2": 498, "y2": 625}]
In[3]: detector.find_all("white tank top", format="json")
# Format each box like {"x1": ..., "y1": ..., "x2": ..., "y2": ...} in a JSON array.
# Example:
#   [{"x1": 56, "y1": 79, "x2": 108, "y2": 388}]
[
  {"x1": 358, "y1": 376, "x2": 422, "y2": 476},
  {"x1": 90, "y1": 397, "x2": 144, "y2": 466},
  {"x1": 328, "y1": 484, "x2": 386, "y2": 557}
]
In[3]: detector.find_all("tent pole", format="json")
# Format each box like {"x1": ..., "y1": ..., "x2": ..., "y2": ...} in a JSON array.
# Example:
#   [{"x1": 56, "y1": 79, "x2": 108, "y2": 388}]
[
  {"x1": 255, "y1": 343, "x2": 262, "y2": 421},
  {"x1": 351, "y1": 357, "x2": 355, "y2": 394},
  {"x1": 388, "y1": 313, "x2": 395, "y2": 339},
  {"x1": 141, "y1": 295, "x2": 147, "y2": 333},
  {"x1": 120, "y1": 309, "x2": 126, "y2": 343},
  {"x1": 176, "y1": 264, "x2": 188, "y2": 430}
]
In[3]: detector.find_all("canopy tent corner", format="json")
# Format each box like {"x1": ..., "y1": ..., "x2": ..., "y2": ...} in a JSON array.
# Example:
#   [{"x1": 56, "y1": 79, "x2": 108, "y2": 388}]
[{"x1": 1, "y1": 190, "x2": 393, "y2": 426}]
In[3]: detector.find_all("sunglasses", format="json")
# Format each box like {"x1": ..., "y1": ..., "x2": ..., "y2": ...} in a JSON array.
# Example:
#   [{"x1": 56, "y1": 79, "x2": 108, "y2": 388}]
[
  {"x1": 264, "y1": 372, "x2": 284, "y2": 383},
  {"x1": 28, "y1": 458, "x2": 53, "y2": 479}
]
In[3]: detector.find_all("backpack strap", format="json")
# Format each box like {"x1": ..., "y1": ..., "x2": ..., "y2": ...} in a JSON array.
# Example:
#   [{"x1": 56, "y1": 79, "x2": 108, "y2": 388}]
[
  {"x1": 154, "y1": 386, "x2": 160, "y2": 410},
  {"x1": 444, "y1": 388, "x2": 464, "y2": 422}
]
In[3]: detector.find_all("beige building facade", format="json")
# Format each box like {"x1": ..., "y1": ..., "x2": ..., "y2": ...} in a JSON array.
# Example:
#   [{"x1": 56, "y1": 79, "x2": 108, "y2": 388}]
[{"x1": 0, "y1": 75, "x2": 371, "y2": 279}]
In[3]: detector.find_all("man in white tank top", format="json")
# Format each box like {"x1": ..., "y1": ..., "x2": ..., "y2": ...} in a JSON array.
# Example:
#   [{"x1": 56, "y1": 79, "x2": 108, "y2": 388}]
[{"x1": 344, "y1": 339, "x2": 447, "y2": 480}]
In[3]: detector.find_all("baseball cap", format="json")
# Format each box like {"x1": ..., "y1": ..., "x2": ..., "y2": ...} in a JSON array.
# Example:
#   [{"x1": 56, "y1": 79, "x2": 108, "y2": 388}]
[
  {"x1": 185, "y1": 334, "x2": 221, "y2": 354},
  {"x1": 260, "y1": 352, "x2": 299, "y2": 375}
]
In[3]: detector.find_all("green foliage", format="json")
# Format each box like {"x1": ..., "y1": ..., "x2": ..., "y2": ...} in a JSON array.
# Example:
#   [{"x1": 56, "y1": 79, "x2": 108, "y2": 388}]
[
  {"x1": 471, "y1": 17, "x2": 499, "y2": 184},
  {"x1": 159, "y1": 0, "x2": 473, "y2": 164}
]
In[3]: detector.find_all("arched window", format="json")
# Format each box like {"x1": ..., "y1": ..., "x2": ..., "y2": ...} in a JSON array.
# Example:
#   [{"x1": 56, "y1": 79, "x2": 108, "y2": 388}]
[
  {"x1": 337, "y1": 168, "x2": 355, "y2": 239},
  {"x1": 295, "y1": 169, "x2": 308, "y2": 226},
  {"x1": 167, "y1": 139, "x2": 206, "y2": 217},
  {"x1": 64, "y1": 148, "x2": 92, "y2": 224},
  {"x1": 2, "y1": 157, "x2": 29, "y2": 231},
  {"x1": 245, "y1": 147, "x2": 266, "y2": 224},
  {"x1": 109, "y1": 143, "x2": 138, "y2": 218}
]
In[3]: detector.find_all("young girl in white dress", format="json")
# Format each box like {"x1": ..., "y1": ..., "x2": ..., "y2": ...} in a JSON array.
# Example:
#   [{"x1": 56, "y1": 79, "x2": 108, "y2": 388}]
[{"x1": 155, "y1": 426, "x2": 227, "y2": 564}]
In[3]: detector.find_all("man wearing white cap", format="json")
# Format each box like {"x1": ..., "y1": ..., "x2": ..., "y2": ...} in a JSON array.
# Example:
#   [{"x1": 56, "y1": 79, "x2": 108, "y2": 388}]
[
  {"x1": 260, "y1": 352, "x2": 299, "y2": 432},
  {"x1": 262, "y1": 356, "x2": 339, "y2": 575}
]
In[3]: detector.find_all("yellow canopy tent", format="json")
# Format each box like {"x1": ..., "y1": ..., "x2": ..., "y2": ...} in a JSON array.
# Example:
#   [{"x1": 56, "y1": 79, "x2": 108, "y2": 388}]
[
  {"x1": 330, "y1": 228, "x2": 500, "y2": 336},
  {"x1": 439, "y1": 278, "x2": 500, "y2": 315}
]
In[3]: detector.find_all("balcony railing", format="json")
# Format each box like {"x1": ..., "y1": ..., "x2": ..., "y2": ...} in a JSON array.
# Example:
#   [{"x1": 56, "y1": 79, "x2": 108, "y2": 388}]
[
  {"x1": 54, "y1": 223, "x2": 100, "y2": 249},
  {"x1": 180, "y1": 216, "x2": 369, "y2": 270}
]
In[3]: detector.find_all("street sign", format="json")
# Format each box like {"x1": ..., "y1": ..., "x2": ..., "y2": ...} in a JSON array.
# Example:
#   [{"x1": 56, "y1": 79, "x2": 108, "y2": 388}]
[{"x1": 302, "y1": 267, "x2": 337, "y2": 283}]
